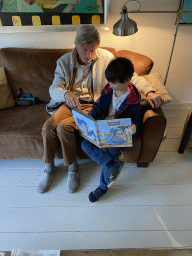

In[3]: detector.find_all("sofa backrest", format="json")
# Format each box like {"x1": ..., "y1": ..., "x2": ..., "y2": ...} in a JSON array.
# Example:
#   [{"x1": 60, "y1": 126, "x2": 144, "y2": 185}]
[
  {"x1": 0, "y1": 47, "x2": 153, "y2": 103},
  {"x1": 116, "y1": 50, "x2": 154, "y2": 76},
  {"x1": 0, "y1": 48, "x2": 72, "y2": 103}
]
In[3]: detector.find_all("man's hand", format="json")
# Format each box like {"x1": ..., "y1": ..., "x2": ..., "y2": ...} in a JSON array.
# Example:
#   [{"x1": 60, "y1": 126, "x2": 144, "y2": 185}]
[
  {"x1": 65, "y1": 91, "x2": 81, "y2": 110},
  {"x1": 132, "y1": 124, "x2": 136, "y2": 134},
  {"x1": 146, "y1": 92, "x2": 163, "y2": 109}
]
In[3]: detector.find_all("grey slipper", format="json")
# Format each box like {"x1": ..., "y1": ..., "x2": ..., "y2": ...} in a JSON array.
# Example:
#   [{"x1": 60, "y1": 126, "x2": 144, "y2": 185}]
[
  {"x1": 37, "y1": 170, "x2": 54, "y2": 193},
  {"x1": 67, "y1": 171, "x2": 80, "y2": 193}
]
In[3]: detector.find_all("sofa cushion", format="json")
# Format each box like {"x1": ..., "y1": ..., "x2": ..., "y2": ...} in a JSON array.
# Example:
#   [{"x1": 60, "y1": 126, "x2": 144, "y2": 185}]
[
  {"x1": 116, "y1": 50, "x2": 154, "y2": 75},
  {"x1": 0, "y1": 67, "x2": 15, "y2": 110},
  {"x1": 0, "y1": 103, "x2": 47, "y2": 158},
  {"x1": 141, "y1": 72, "x2": 172, "y2": 105},
  {"x1": 0, "y1": 48, "x2": 74, "y2": 103}
]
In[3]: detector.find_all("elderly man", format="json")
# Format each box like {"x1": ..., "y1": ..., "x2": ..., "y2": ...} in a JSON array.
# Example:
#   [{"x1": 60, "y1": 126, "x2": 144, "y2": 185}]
[{"x1": 37, "y1": 24, "x2": 162, "y2": 194}]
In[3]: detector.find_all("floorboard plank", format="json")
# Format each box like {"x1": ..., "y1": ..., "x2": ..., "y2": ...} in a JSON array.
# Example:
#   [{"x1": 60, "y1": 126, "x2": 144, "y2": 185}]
[
  {"x1": 150, "y1": 152, "x2": 192, "y2": 167},
  {"x1": 0, "y1": 183, "x2": 192, "y2": 207},
  {"x1": 0, "y1": 158, "x2": 65, "y2": 169},
  {"x1": 166, "y1": 127, "x2": 183, "y2": 139},
  {"x1": 0, "y1": 205, "x2": 192, "y2": 233},
  {"x1": 166, "y1": 117, "x2": 186, "y2": 128},
  {"x1": 1, "y1": 163, "x2": 192, "y2": 187},
  {"x1": 0, "y1": 231, "x2": 192, "y2": 250},
  {"x1": 158, "y1": 138, "x2": 180, "y2": 152}
]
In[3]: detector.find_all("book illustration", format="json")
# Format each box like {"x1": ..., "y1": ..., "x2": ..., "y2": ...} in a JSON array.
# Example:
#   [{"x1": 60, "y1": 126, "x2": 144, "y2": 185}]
[
  {"x1": 75, "y1": 115, "x2": 97, "y2": 142},
  {"x1": 104, "y1": 127, "x2": 130, "y2": 145},
  {"x1": 72, "y1": 109, "x2": 132, "y2": 148},
  {"x1": 96, "y1": 119, "x2": 132, "y2": 147}
]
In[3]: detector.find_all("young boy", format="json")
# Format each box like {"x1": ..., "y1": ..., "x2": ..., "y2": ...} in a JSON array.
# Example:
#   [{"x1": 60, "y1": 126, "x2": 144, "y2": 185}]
[{"x1": 81, "y1": 57, "x2": 140, "y2": 202}]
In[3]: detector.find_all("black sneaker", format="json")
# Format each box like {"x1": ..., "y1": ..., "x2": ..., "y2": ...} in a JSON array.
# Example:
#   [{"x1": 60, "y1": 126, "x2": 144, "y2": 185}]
[
  {"x1": 88, "y1": 187, "x2": 108, "y2": 203},
  {"x1": 107, "y1": 160, "x2": 124, "y2": 187}
]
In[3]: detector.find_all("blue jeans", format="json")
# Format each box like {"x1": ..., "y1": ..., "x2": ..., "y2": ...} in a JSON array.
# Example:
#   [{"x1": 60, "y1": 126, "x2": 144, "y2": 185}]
[{"x1": 81, "y1": 139, "x2": 123, "y2": 190}]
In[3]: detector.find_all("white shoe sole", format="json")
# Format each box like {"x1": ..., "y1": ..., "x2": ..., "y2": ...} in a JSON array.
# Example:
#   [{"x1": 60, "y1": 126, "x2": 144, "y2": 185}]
[{"x1": 107, "y1": 162, "x2": 125, "y2": 188}]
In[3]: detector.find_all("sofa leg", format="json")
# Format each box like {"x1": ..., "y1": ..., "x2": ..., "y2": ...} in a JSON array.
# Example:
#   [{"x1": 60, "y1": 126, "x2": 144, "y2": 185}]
[{"x1": 137, "y1": 162, "x2": 149, "y2": 168}]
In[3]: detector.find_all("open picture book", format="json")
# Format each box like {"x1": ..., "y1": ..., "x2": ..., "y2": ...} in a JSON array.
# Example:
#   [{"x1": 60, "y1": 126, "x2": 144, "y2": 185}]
[{"x1": 72, "y1": 109, "x2": 133, "y2": 148}]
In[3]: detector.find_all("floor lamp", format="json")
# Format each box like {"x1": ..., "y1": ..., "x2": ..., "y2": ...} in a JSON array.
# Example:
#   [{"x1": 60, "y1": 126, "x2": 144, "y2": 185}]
[{"x1": 112, "y1": 0, "x2": 191, "y2": 85}]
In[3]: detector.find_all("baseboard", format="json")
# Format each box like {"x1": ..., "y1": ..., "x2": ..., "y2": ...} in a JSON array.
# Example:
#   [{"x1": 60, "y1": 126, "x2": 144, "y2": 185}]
[{"x1": 162, "y1": 102, "x2": 191, "y2": 110}]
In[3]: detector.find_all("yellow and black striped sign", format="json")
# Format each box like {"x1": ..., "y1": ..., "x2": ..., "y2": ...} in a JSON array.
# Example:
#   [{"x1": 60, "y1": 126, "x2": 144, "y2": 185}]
[{"x1": 0, "y1": 13, "x2": 103, "y2": 26}]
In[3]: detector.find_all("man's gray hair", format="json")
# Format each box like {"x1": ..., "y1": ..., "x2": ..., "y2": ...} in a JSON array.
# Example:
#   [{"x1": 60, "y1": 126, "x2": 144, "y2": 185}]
[{"x1": 75, "y1": 25, "x2": 100, "y2": 46}]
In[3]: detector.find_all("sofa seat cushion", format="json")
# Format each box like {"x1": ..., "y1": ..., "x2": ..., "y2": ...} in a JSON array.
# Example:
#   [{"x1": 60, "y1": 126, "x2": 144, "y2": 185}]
[
  {"x1": 0, "y1": 103, "x2": 47, "y2": 158},
  {"x1": 0, "y1": 102, "x2": 141, "y2": 161},
  {"x1": 0, "y1": 103, "x2": 47, "y2": 135}
]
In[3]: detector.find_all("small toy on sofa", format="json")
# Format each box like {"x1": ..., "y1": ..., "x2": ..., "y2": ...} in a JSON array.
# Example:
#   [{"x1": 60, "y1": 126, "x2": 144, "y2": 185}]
[{"x1": 16, "y1": 88, "x2": 35, "y2": 106}]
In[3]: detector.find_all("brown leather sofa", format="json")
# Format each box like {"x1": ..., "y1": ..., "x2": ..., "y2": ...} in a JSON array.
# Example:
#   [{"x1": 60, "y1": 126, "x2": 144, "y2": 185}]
[{"x1": 0, "y1": 47, "x2": 166, "y2": 167}]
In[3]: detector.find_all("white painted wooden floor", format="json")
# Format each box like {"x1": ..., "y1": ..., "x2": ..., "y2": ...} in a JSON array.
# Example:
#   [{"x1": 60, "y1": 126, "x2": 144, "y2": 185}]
[{"x1": 1, "y1": 107, "x2": 192, "y2": 251}]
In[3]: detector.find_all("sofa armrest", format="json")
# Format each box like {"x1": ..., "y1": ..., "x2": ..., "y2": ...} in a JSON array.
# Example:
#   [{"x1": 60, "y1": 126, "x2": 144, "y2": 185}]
[{"x1": 138, "y1": 107, "x2": 166, "y2": 163}]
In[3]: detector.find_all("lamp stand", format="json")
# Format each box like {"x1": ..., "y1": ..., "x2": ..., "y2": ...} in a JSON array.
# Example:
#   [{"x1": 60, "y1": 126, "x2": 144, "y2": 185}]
[{"x1": 164, "y1": 0, "x2": 184, "y2": 85}]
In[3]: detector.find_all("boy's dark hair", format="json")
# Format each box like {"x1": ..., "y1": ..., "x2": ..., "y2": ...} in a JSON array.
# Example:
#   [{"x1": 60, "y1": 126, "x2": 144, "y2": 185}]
[{"x1": 105, "y1": 57, "x2": 134, "y2": 83}]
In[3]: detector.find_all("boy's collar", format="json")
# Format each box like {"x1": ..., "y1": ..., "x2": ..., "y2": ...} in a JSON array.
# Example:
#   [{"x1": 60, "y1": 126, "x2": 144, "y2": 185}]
[{"x1": 104, "y1": 82, "x2": 140, "y2": 105}]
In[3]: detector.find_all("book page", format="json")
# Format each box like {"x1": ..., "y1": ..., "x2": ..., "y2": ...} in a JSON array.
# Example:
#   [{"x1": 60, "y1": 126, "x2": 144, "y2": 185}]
[
  {"x1": 96, "y1": 118, "x2": 132, "y2": 148},
  {"x1": 72, "y1": 108, "x2": 95, "y2": 120},
  {"x1": 72, "y1": 109, "x2": 98, "y2": 145}
]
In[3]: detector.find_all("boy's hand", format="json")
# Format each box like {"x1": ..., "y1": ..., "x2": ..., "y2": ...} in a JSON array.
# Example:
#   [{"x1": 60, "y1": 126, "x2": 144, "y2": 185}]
[{"x1": 132, "y1": 124, "x2": 136, "y2": 134}]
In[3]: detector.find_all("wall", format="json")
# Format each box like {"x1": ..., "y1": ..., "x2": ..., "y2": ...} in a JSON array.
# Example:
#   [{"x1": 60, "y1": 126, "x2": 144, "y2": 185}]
[
  {"x1": 0, "y1": 0, "x2": 191, "y2": 106},
  {"x1": 165, "y1": 25, "x2": 192, "y2": 105}
]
